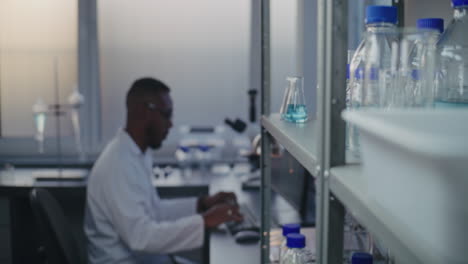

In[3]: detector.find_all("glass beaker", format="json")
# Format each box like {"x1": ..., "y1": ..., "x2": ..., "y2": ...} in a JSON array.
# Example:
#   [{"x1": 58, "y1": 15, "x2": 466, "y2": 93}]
[{"x1": 280, "y1": 76, "x2": 308, "y2": 123}]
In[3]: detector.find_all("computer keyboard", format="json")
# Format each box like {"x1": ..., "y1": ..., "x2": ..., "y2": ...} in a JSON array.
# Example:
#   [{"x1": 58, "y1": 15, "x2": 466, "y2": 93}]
[{"x1": 225, "y1": 203, "x2": 260, "y2": 235}]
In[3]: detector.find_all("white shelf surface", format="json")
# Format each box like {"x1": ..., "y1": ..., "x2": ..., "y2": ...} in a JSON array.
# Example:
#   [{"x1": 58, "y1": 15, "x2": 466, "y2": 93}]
[
  {"x1": 330, "y1": 165, "x2": 426, "y2": 264},
  {"x1": 261, "y1": 114, "x2": 320, "y2": 176}
]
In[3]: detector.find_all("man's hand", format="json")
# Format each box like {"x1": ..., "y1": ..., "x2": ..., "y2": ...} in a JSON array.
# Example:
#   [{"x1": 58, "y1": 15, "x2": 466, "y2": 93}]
[
  {"x1": 197, "y1": 192, "x2": 237, "y2": 212},
  {"x1": 202, "y1": 204, "x2": 243, "y2": 228}
]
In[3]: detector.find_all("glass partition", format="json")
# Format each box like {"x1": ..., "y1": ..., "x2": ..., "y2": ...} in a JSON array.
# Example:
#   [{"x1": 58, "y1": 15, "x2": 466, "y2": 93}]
[{"x1": 0, "y1": 0, "x2": 79, "y2": 160}]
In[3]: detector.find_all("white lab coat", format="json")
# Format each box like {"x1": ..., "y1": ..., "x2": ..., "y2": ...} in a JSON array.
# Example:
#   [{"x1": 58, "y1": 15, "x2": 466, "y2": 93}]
[{"x1": 84, "y1": 130, "x2": 204, "y2": 264}]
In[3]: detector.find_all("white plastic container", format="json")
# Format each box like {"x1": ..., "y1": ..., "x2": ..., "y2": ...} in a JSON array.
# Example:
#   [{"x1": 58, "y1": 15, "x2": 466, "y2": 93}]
[{"x1": 342, "y1": 109, "x2": 468, "y2": 264}]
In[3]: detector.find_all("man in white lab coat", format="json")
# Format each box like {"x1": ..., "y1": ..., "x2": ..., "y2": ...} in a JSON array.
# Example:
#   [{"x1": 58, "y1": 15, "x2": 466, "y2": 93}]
[{"x1": 84, "y1": 77, "x2": 243, "y2": 264}]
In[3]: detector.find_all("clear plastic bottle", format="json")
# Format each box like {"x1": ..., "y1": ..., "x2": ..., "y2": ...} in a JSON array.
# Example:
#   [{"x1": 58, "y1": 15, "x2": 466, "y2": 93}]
[
  {"x1": 348, "y1": 5, "x2": 397, "y2": 157},
  {"x1": 175, "y1": 146, "x2": 192, "y2": 176},
  {"x1": 343, "y1": 213, "x2": 373, "y2": 262},
  {"x1": 407, "y1": 18, "x2": 444, "y2": 107},
  {"x1": 345, "y1": 50, "x2": 354, "y2": 152},
  {"x1": 436, "y1": 0, "x2": 468, "y2": 108},
  {"x1": 359, "y1": 7, "x2": 398, "y2": 108},
  {"x1": 279, "y1": 223, "x2": 301, "y2": 263},
  {"x1": 281, "y1": 234, "x2": 314, "y2": 264},
  {"x1": 348, "y1": 68, "x2": 364, "y2": 159},
  {"x1": 351, "y1": 252, "x2": 373, "y2": 264},
  {"x1": 197, "y1": 145, "x2": 212, "y2": 173},
  {"x1": 345, "y1": 52, "x2": 353, "y2": 111}
]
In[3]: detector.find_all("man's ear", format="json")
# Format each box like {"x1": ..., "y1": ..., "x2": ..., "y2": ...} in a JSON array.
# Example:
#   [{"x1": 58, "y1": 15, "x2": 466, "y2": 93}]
[
  {"x1": 140, "y1": 103, "x2": 152, "y2": 122},
  {"x1": 129, "y1": 103, "x2": 148, "y2": 122}
]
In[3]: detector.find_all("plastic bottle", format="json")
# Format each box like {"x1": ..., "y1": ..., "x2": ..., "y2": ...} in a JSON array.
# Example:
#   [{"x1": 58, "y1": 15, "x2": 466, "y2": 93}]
[
  {"x1": 175, "y1": 146, "x2": 192, "y2": 176},
  {"x1": 349, "y1": 5, "x2": 398, "y2": 107},
  {"x1": 348, "y1": 5, "x2": 397, "y2": 157},
  {"x1": 279, "y1": 223, "x2": 301, "y2": 263},
  {"x1": 281, "y1": 233, "x2": 314, "y2": 264},
  {"x1": 351, "y1": 252, "x2": 373, "y2": 264},
  {"x1": 343, "y1": 213, "x2": 372, "y2": 262},
  {"x1": 347, "y1": 67, "x2": 364, "y2": 159},
  {"x1": 345, "y1": 50, "x2": 354, "y2": 152},
  {"x1": 197, "y1": 145, "x2": 212, "y2": 173},
  {"x1": 436, "y1": 0, "x2": 468, "y2": 108},
  {"x1": 406, "y1": 18, "x2": 444, "y2": 107}
]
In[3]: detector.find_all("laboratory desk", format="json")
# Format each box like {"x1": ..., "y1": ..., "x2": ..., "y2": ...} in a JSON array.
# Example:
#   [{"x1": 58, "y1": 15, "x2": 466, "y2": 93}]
[
  {"x1": 0, "y1": 164, "x2": 300, "y2": 264},
  {"x1": 152, "y1": 164, "x2": 303, "y2": 263}
]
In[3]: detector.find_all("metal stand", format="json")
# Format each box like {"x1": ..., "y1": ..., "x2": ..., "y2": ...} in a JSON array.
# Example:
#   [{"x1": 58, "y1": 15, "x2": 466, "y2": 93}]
[{"x1": 260, "y1": 0, "x2": 271, "y2": 263}]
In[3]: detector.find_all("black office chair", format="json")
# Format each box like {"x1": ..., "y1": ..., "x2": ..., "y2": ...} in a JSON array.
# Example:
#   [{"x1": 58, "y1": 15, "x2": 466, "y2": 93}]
[{"x1": 29, "y1": 188, "x2": 86, "y2": 264}]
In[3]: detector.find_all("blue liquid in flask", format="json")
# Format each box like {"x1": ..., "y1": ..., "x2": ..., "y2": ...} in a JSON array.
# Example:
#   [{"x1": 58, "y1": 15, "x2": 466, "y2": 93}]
[{"x1": 282, "y1": 104, "x2": 308, "y2": 123}]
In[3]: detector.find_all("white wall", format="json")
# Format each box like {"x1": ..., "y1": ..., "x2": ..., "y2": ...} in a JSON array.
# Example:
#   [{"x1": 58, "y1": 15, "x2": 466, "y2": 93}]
[
  {"x1": 270, "y1": 0, "x2": 300, "y2": 114},
  {"x1": 270, "y1": 0, "x2": 317, "y2": 120},
  {"x1": 0, "y1": 0, "x2": 77, "y2": 138},
  {"x1": 404, "y1": 0, "x2": 452, "y2": 28},
  {"x1": 302, "y1": 0, "x2": 317, "y2": 117},
  {"x1": 98, "y1": 0, "x2": 251, "y2": 150},
  {"x1": 0, "y1": 0, "x2": 316, "y2": 158}
]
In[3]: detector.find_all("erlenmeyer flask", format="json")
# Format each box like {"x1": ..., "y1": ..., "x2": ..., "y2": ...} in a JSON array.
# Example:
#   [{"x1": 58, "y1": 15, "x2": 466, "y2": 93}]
[{"x1": 280, "y1": 76, "x2": 308, "y2": 123}]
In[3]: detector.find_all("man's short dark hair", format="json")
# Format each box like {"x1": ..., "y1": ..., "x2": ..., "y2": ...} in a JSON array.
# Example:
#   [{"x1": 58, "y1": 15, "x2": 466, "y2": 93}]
[{"x1": 126, "y1": 77, "x2": 170, "y2": 108}]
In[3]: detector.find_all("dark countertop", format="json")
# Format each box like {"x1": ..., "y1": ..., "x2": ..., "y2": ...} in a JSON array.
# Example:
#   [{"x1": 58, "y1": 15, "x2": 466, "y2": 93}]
[{"x1": 0, "y1": 163, "x2": 301, "y2": 264}]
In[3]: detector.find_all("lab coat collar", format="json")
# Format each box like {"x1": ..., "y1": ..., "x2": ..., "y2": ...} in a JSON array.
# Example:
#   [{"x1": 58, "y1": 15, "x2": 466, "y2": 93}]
[
  {"x1": 117, "y1": 129, "x2": 154, "y2": 178},
  {"x1": 117, "y1": 128, "x2": 153, "y2": 175},
  {"x1": 118, "y1": 129, "x2": 147, "y2": 156}
]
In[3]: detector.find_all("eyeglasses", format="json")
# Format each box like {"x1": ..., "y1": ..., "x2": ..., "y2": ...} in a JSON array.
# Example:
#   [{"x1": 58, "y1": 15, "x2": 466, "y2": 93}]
[{"x1": 146, "y1": 102, "x2": 172, "y2": 120}]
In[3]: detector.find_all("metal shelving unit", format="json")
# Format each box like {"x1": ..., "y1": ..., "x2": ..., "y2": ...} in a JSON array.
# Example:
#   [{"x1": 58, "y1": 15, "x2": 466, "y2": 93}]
[
  {"x1": 261, "y1": 114, "x2": 320, "y2": 176},
  {"x1": 260, "y1": 0, "x2": 345, "y2": 262},
  {"x1": 260, "y1": 0, "x2": 420, "y2": 264},
  {"x1": 330, "y1": 165, "x2": 424, "y2": 263}
]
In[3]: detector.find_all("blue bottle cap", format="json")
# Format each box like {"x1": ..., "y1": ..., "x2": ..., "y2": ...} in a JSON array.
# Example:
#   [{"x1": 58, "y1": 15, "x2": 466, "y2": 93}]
[
  {"x1": 417, "y1": 18, "x2": 444, "y2": 33},
  {"x1": 452, "y1": 0, "x2": 468, "y2": 8},
  {"x1": 351, "y1": 252, "x2": 373, "y2": 264},
  {"x1": 366, "y1": 6, "x2": 398, "y2": 25},
  {"x1": 179, "y1": 146, "x2": 190, "y2": 153},
  {"x1": 286, "y1": 233, "x2": 305, "y2": 248},
  {"x1": 198, "y1": 145, "x2": 212, "y2": 152},
  {"x1": 282, "y1": 223, "x2": 301, "y2": 236}
]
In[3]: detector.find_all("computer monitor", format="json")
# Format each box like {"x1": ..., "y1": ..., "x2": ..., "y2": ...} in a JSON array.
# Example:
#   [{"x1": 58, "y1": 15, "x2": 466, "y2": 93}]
[{"x1": 271, "y1": 150, "x2": 316, "y2": 226}]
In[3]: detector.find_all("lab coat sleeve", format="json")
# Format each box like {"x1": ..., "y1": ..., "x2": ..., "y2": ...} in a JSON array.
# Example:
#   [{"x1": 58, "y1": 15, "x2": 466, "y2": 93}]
[
  {"x1": 158, "y1": 198, "x2": 199, "y2": 220},
  {"x1": 103, "y1": 165, "x2": 205, "y2": 254}
]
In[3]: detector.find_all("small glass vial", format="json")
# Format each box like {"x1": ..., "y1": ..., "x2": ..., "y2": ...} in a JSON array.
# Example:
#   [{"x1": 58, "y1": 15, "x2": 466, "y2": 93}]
[{"x1": 279, "y1": 223, "x2": 301, "y2": 263}]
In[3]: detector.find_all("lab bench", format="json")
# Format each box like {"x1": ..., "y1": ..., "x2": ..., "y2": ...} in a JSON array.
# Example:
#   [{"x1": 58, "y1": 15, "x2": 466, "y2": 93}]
[
  {"x1": 0, "y1": 167, "x2": 207, "y2": 264},
  {"x1": 0, "y1": 164, "x2": 301, "y2": 264}
]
